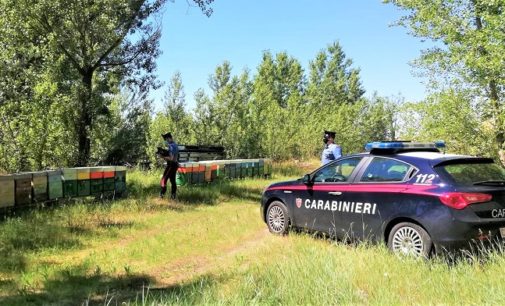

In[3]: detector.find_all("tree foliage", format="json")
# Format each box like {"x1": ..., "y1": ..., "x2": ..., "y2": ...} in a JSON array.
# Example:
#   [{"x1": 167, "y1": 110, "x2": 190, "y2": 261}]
[
  {"x1": 146, "y1": 43, "x2": 396, "y2": 163},
  {"x1": 0, "y1": 0, "x2": 213, "y2": 172},
  {"x1": 385, "y1": 0, "x2": 505, "y2": 162}
]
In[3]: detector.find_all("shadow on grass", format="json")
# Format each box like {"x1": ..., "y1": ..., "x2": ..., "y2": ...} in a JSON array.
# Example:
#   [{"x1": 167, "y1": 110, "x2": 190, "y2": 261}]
[
  {"x1": 128, "y1": 177, "x2": 264, "y2": 206},
  {"x1": 0, "y1": 217, "x2": 83, "y2": 274},
  {"x1": 0, "y1": 268, "x2": 157, "y2": 306}
]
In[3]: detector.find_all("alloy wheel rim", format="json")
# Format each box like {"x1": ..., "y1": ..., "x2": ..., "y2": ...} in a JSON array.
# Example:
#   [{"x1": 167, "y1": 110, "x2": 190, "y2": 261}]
[
  {"x1": 392, "y1": 226, "x2": 424, "y2": 257},
  {"x1": 268, "y1": 206, "x2": 285, "y2": 233}
]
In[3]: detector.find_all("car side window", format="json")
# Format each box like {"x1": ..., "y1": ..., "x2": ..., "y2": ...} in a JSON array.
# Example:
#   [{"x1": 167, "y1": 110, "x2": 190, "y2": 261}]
[
  {"x1": 360, "y1": 157, "x2": 411, "y2": 182},
  {"x1": 313, "y1": 157, "x2": 362, "y2": 183}
]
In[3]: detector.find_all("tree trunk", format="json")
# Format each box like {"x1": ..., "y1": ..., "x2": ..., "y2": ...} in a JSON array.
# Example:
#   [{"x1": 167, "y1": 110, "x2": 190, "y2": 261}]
[{"x1": 76, "y1": 70, "x2": 93, "y2": 166}]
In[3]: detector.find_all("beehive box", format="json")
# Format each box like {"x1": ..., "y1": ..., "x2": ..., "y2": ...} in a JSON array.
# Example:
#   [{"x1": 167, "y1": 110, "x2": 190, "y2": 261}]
[
  {"x1": 197, "y1": 164, "x2": 205, "y2": 184},
  {"x1": 102, "y1": 166, "x2": 115, "y2": 192},
  {"x1": 253, "y1": 160, "x2": 260, "y2": 177},
  {"x1": 62, "y1": 168, "x2": 78, "y2": 197},
  {"x1": 230, "y1": 162, "x2": 237, "y2": 179},
  {"x1": 204, "y1": 163, "x2": 212, "y2": 182},
  {"x1": 0, "y1": 175, "x2": 15, "y2": 208},
  {"x1": 14, "y1": 173, "x2": 32, "y2": 206},
  {"x1": 247, "y1": 160, "x2": 253, "y2": 177},
  {"x1": 186, "y1": 163, "x2": 195, "y2": 185},
  {"x1": 32, "y1": 172, "x2": 48, "y2": 203},
  {"x1": 211, "y1": 164, "x2": 218, "y2": 181},
  {"x1": 259, "y1": 159, "x2": 265, "y2": 177},
  {"x1": 215, "y1": 161, "x2": 226, "y2": 179},
  {"x1": 242, "y1": 162, "x2": 249, "y2": 178},
  {"x1": 89, "y1": 167, "x2": 104, "y2": 195},
  {"x1": 176, "y1": 164, "x2": 188, "y2": 186},
  {"x1": 47, "y1": 170, "x2": 63, "y2": 200},
  {"x1": 76, "y1": 168, "x2": 91, "y2": 197},
  {"x1": 115, "y1": 166, "x2": 127, "y2": 195}
]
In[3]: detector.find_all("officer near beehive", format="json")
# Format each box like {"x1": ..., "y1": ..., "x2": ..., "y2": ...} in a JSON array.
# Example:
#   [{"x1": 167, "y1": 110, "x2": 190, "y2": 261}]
[
  {"x1": 159, "y1": 132, "x2": 179, "y2": 200},
  {"x1": 321, "y1": 130, "x2": 342, "y2": 165}
]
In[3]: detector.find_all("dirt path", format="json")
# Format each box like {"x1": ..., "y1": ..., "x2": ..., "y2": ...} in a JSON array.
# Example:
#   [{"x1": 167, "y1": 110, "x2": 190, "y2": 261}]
[{"x1": 150, "y1": 228, "x2": 271, "y2": 287}]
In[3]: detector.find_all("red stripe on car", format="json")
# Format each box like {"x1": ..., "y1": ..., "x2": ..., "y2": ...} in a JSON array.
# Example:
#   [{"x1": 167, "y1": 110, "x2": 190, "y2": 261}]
[{"x1": 266, "y1": 184, "x2": 438, "y2": 196}]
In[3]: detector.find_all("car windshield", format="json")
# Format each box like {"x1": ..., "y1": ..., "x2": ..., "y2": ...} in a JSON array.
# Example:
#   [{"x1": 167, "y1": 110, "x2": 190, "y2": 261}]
[{"x1": 436, "y1": 161, "x2": 505, "y2": 185}]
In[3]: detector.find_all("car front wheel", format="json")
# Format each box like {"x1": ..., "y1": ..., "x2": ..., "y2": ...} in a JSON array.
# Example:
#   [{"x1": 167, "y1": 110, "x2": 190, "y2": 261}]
[
  {"x1": 388, "y1": 222, "x2": 432, "y2": 258},
  {"x1": 266, "y1": 201, "x2": 290, "y2": 235}
]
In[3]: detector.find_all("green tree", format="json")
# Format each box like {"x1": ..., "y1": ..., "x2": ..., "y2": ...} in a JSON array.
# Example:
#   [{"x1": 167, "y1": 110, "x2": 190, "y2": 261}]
[
  {"x1": 250, "y1": 52, "x2": 306, "y2": 159},
  {"x1": 3, "y1": 0, "x2": 214, "y2": 166},
  {"x1": 397, "y1": 90, "x2": 493, "y2": 157},
  {"x1": 307, "y1": 41, "x2": 365, "y2": 107},
  {"x1": 148, "y1": 72, "x2": 196, "y2": 166},
  {"x1": 385, "y1": 0, "x2": 505, "y2": 162}
]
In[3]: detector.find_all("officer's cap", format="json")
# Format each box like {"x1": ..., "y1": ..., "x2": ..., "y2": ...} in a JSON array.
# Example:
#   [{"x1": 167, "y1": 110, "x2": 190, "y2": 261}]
[
  {"x1": 162, "y1": 132, "x2": 173, "y2": 139},
  {"x1": 324, "y1": 131, "x2": 336, "y2": 139}
]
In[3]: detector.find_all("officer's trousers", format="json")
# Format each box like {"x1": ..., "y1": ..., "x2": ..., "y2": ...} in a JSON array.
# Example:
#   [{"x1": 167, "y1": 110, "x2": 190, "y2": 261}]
[{"x1": 160, "y1": 161, "x2": 179, "y2": 197}]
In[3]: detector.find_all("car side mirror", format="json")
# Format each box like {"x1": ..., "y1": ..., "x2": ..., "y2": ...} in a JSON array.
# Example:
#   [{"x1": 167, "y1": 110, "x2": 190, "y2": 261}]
[{"x1": 302, "y1": 174, "x2": 312, "y2": 185}]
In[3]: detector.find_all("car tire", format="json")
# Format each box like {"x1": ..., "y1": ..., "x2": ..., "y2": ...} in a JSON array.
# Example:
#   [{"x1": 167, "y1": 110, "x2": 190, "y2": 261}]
[
  {"x1": 388, "y1": 222, "x2": 432, "y2": 258},
  {"x1": 266, "y1": 201, "x2": 290, "y2": 235}
]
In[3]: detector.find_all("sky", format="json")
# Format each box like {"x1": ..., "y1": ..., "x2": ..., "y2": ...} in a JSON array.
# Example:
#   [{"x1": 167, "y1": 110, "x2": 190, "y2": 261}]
[{"x1": 153, "y1": 0, "x2": 431, "y2": 111}]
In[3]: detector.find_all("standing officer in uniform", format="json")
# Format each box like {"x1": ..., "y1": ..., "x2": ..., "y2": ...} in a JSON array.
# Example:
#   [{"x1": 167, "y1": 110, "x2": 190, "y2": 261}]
[
  {"x1": 159, "y1": 132, "x2": 179, "y2": 200},
  {"x1": 321, "y1": 130, "x2": 342, "y2": 165}
]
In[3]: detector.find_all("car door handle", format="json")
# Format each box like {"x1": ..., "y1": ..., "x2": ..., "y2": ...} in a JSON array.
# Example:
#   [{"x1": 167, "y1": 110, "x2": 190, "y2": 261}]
[{"x1": 328, "y1": 191, "x2": 342, "y2": 196}]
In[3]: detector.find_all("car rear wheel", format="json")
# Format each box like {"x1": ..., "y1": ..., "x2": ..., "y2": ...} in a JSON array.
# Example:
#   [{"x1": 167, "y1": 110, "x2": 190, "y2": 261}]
[
  {"x1": 388, "y1": 222, "x2": 432, "y2": 258},
  {"x1": 266, "y1": 201, "x2": 289, "y2": 235}
]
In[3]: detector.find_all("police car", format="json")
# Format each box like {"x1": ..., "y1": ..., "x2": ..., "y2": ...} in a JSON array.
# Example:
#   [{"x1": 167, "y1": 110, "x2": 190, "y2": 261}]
[{"x1": 261, "y1": 141, "x2": 505, "y2": 257}]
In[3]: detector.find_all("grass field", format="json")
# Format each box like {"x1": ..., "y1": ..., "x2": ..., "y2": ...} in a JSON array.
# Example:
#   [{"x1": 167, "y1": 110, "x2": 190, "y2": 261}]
[{"x1": 1, "y1": 160, "x2": 505, "y2": 305}]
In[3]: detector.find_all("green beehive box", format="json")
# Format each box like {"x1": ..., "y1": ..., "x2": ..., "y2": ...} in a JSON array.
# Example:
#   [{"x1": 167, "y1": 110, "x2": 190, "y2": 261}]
[
  {"x1": 240, "y1": 162, "x2": 247, "y2": 178},
  {"x1": 211, "y1": 163, "x2": 218, "y2": 181},
  {"x1": 90, "y1": 179, "x2": 103, "y2": 195},
  {"x1": 89, "y1": 167, "x2": 104, "y2": 195},
  {"x1": 14, "y1": 173, "x2": 32, "y2": 206},
  {"x1": 223, "y1": 163, "x2": 230, "y2": 179},
  {"x1": 234, "y1": 162, "x2": 241, "y2": 179},
  {"x1": 184, "y1": 163, "x2": 193, "y2": 185},
  {"x1": 62, "y1": 168, "x2": 78, "y2": 197},
  {"x1": 232, "y1": 163, "x2": 239, "y2": 179},
  {"x1": 226, "y1": 163, "x2": 234, "y2": 179},
  {"x1": 180, "y1": 162, "x2": 189, "y2": 185},
  {"x1": 47, "y1": 170, "x2": 63, "y2": 200},
  {"x1": 216, "y1": 162, "x2": 225, "y2": 179},
  {"x1": 235, "y1": 162, "x2": 242, "y2": 178},
  {"x1": 0, "y1": 175, "x2": 15, "y2": 208},
  {"x1": 253, "y1": 161, "x2": 259, "y2": 177},
  {"x1": 78, "y1": 180, "x2": 91, "y2": 197},
  {"x1": 176, "y1": 163, "x2": 188, "y2": 186},
  {"x1": 32, "y1": 172, "x2": 48, "y2": 203},
  {"x1": 259, "y1": 159, "x2": 265, "y2": 177},
  {"x1": 176, "y1": 172, "x2": 187, "y2": 186},
  {"x1": 197, "y1": 164, "x2": 205, "y2": 184},
  {"x1": 76, "y1": 168, "x2": 91, "y2": 197},
  {"x1": 103, "y1": 178, "x2": 115, "y2": 192},
  {"x1": 247, "y1": 162, "x2": 253, "y2": 177},
  {"x1": 102, "y1": 166, "x2": 115, "y2": 192},
  {"x1": 115, "y1": 166, "x2": 127, "y2": 195}
]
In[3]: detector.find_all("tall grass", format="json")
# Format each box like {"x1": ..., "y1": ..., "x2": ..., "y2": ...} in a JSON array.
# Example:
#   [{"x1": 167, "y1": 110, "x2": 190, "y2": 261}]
[{"x1": 2, "y1": 161, "x2": 505, "y2": 305}]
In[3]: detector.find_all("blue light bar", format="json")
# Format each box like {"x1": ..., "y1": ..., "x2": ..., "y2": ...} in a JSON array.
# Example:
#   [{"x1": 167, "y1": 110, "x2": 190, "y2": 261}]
[{"x1": 365, "y1": 141, "x2": 446, "y2": 152}]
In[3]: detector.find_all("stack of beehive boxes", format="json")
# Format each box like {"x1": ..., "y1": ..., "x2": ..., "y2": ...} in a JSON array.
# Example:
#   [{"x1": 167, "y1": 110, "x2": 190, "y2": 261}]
[
  {"x1": 0, "y1": 166, "x2": 127, "y2": 210},
  {"x1": 175, "y1": 158, "x2": 272, "y2": 186}
]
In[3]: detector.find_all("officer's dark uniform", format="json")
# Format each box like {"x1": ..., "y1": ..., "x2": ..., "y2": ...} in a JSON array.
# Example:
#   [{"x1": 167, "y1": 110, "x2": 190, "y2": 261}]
[
  {"x1": 321, "y1": 130, "x2": 342, "y2": 165},
  {"x1": 160, "y1": 132, "x2": 179, "y2": 200}
]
